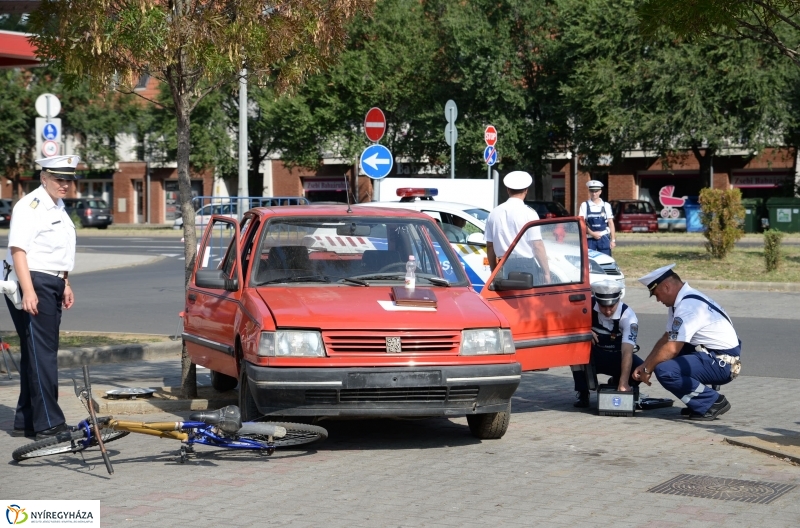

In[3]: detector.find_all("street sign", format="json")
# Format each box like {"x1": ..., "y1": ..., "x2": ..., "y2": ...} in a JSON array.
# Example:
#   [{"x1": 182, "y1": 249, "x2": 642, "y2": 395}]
[
  {"x1": 483, "y1": 146, "x2": 497, "y2": 166},
  {"x1": 444, "y1": 123, "x2": 458, "y2": 147},
  {"x1": 360, "y1": 144, "x2": 393, "y2": 179},
  {"x1": 35, "y1": 93, "x2": 61, "y2": 118},
  {"x1": 444, "y1": 100, "x2": 457, "y2": 123},
  {"x1": 42, "y1": 140, "x2": 59, "y2": 157},
  {"x1": 484, "y1": 125, "x2": 497, "y2": 147},
  {"x1": 364, "y1": 107, "x2": 386, "y2": 142},
  {"x1": 43, "y1": 122, "x2": 58, "y2": 141}
]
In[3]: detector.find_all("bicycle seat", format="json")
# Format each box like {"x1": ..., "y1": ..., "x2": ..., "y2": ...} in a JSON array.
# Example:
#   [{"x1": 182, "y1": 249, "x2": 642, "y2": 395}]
[{"x1": 190, "y1": 405, "x2": 242, "y2": 434}]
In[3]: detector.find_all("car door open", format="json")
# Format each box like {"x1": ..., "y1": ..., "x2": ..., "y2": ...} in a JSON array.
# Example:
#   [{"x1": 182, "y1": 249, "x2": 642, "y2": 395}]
[{"x1": 480, "y1": 218, "x2": 593, "y2": 370}]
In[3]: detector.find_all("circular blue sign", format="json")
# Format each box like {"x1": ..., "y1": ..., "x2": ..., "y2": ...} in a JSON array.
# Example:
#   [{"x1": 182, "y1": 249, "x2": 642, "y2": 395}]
[
  {"x1": 43, "y1": 123, "x2": 58, "y2": 141},
  {"x1": 483, "y1": 146, "x2": 497, "y2": 166},
  {"x1": 360, "y1": 144, "x2": 394, "y2": 179}
]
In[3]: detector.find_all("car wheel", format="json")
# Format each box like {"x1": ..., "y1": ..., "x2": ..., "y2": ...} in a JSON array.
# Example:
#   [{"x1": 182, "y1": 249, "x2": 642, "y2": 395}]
[
  {"x1": 466, "y1": 401, "x2": 511, "y2": 439},
  {"x1": 211, "y1": 370, "x2": 238, "y2": 392},
  {"x1": 238, "y1": 367, "x2": 262, "y2": 421}
]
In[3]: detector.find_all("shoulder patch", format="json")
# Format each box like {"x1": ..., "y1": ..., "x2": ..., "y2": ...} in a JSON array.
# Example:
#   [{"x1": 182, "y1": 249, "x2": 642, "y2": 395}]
[
  {"x1": 669, "y1": 316, "x2": 683, "y2": 340},
  {"x1": 628, "y1": 323, "x2": 638, "y2": 343},
  {"x1": 30, "y1": 198, "x2": 40, "y2": 209}
]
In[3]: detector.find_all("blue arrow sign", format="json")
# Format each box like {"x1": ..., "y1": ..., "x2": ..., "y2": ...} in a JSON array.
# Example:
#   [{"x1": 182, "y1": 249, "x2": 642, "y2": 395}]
[
  {"x1": 43, "y1": 123, "x2": 58, "y2": 141},
  {"x1": 483, "y1": 146, "x2": 497, "y2": 166},
  {"x1": 360, "y1": 144, "x2": 393, "y2": 179}
]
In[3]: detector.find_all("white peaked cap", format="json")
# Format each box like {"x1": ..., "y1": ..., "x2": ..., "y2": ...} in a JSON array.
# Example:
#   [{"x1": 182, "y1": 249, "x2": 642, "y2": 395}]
[
  {"x1": 638, "y1": 263, "x2": 677, "y2": 295},
  {"x1": 503, "y1": 171, "x2": 533, "y2": 190},
  {"x1": 586, "y1": 180, "x2": 604, "y2": 189},
  {"x1": 36, "y1": 155, "x2": 81, "y2": 179},
  {"x1": 591, "y1": 279, "x2": 623, "y2": 305}
]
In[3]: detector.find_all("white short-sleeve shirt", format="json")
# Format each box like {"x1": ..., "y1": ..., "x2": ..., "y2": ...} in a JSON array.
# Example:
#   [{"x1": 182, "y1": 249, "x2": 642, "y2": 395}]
[
  {"x1": 485, "y1": 198, "x2": 542, "y2": 258},
  {"x1": 4, "y1": 185, "x2": 77, "y2": 272},
  {"x1": 595, "y1": 302, "x2": 639, "y2": 346},
  {"x1": 578, "y1": 200, "x2": 614, "y2": 236},
  {"x1": 666, "y1": 283, "x2": 739, "y2": 350}
]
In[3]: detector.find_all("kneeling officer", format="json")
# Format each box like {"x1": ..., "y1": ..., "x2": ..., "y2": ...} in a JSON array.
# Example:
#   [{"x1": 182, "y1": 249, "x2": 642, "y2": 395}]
[{"x1": 573, "y1": 280, "x2": 642, "y2": 407}]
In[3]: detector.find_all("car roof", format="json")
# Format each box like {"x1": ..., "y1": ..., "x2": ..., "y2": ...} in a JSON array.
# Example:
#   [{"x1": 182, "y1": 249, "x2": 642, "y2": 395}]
[{"x1": 249, "y1": 204, "x2": 435, "y2": 220}]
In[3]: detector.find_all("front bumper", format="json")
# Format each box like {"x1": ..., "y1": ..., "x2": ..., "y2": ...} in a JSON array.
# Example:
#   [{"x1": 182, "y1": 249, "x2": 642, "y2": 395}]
[{"x1": 244, "y1": 362, "x2": 522, "y2": 417}]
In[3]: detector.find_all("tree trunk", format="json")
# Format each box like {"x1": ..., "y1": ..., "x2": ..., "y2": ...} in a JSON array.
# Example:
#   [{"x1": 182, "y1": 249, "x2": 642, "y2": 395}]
[
  {"x1": 690, "y1": 143, "x2": 715, "y2": 190},
  {"x1": 170, "y1": 69, "x2": 199, "y2": 400}
]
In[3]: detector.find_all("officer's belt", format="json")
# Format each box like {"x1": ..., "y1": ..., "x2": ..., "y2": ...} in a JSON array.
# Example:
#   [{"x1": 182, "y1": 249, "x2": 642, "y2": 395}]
[
  {"x1": 30, "y1": 269, "x2": 67, "y2": 279},
  {"x1": 695, "y1": 345, "x2": 742, "y2": 380}
]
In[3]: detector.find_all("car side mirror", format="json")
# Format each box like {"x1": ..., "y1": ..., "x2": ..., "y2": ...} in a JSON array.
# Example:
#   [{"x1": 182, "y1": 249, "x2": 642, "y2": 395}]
[
  {"x1": 492, "y1": 271, "x2": 533, "y2": 291},
  {"x1": 466, "y1": 232, "x2": 485, "y2": 245},
  {"x1": 196, "y1": 269, "x2": 239, "y2": 291}
]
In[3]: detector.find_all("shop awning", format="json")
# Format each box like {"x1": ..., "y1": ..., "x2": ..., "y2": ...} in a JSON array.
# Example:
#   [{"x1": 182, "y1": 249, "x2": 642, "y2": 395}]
[{"x1": 0, "y1": 30, "x2": 39, "y2": 68}]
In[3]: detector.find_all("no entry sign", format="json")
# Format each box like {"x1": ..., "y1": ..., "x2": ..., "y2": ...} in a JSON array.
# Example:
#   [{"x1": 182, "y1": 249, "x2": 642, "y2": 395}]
[
  {"x1": 484, "y1": 125, "x2": 497, "y2": 147},
  {"x1": 364, "y1": 107, "x2": 386, "y2": 142}
]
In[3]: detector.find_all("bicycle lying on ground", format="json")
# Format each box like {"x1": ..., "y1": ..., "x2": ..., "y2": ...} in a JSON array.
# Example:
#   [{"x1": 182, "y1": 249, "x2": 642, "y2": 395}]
[{"x1": 12, "y1": 366, "x2": 328, "y2": 474}]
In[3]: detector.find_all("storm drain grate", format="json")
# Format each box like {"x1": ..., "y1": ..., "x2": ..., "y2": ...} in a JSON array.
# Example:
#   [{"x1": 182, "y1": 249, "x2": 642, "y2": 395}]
[{"x1": 648, "y1": 474, "x2": 795, "y2": 504}]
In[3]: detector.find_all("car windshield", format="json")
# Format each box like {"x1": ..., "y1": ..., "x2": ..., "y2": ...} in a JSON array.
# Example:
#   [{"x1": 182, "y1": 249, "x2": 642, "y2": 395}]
[
  {"x1": 463, "y1": 208, "x2": 489, "y2": 223},
  {"x1": 252, "y1": 215, "x2": 469, "y2": 287},
  {"x1": 621, "y1": 202, "x2": 655, "y2": 214}
]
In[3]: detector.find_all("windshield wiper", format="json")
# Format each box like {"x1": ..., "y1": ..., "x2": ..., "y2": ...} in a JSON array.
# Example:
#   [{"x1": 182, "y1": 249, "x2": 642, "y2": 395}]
[
  {"x1": 351, "y1": 273, "x2": 404, "y2": 281},
  {"x1": 420, "y1": 276, "x2": 450, "y2": 287},
  {"x1": 258, "y1": 275, "x2": 331, "y2": 285},
  {"x1": 339, "y1": 277, "x2": 369, "y2": 286}
]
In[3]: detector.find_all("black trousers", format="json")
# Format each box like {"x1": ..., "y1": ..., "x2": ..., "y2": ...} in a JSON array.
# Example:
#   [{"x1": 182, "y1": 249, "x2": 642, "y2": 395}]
[
  {"x1": 5, "y1": 271, "x2": 66, "y2": 433},
  {"x1": 573, "y1": 348, "x2": 644, "y2": 393}
]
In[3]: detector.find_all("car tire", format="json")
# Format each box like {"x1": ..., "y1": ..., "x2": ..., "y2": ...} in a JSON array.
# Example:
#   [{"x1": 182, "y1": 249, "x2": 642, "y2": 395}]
[
  {"x1": 98, "y1": 225, "x2": 108, "y2": 230},
  {"x1": 466, "y1": 401, "x2": 511, "y2": 440},
  {"x1": 238, "y1": 367, "x2": 262, "y2": 421},
  {"x1": 211, "y1": 370, "x2": 238, "y2": 392}
]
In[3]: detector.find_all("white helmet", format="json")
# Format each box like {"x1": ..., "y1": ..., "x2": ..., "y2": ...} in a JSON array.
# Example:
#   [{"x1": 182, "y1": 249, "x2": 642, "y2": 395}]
[{"x1": 592, "y1": 279, "x2": 622, "y2": 306}]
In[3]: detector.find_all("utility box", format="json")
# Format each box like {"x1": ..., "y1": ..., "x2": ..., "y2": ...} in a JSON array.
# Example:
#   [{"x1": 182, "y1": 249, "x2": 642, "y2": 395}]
[
  {"x1": 766, "y1": 197, "x2": 800, "y2": 233},
  {"x1": 741, "y1": 198, "x2": 766, "y2": 233}
]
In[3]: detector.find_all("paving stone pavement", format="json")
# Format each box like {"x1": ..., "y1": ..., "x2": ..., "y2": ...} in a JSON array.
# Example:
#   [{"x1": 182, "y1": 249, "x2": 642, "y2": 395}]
[{"x1": 1, "y1": 358, "x2": 799, "y2": 527}]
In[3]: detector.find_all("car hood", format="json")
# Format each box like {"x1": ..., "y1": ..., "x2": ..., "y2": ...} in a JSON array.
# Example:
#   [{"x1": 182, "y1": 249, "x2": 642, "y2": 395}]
[{"x1": 257, "y1": 286, "x2": 502, "y2": 330}]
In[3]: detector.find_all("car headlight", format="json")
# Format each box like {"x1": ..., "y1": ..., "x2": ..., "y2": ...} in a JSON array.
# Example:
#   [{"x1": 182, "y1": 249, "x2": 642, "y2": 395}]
[
  {"x1": 460, "y1": 328, "x2": 515, "y2": 355},
  {"x1": 258, "y1": 331, "x2": 326, "y2": 357}
]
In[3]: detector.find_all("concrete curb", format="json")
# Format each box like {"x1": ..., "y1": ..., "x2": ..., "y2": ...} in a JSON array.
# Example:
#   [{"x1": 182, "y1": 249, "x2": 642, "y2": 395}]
[
  {"x1": 94, "y1": 386, "x2": 237, "y2": 415},
  {"x1": 725, "y1": 436, "x2": 800, "y2": 465},
  {"x1": 1, "y1": 340, "x2": 181, "y2": 371},
  {"x1": 628, "y1": 280, "x2": 800, "y2": 293}
]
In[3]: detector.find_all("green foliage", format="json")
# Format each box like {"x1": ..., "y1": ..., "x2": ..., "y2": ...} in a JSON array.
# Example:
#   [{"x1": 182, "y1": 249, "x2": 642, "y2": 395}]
[
  {"x1": 698, "y1": 188, "x2": 745, "y2": 259},
  {"x1": 69, "y1": 210, "x2": 83, "y2": 229},
  {"x1": 763, "y1": 229, "x2": 785, "y2": 271}
]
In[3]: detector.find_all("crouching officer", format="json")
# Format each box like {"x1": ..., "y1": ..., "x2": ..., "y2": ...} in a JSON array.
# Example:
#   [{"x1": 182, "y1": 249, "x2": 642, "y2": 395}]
[
  {"x1": 572, "y1": 280, "x2": 642, "y2": 408},
  {"x1": 5, "y1": 155, "x2": 79, "y2": 439},
  {"x1": 632, "y1": 264, "x2": 741, "y2": 420}
]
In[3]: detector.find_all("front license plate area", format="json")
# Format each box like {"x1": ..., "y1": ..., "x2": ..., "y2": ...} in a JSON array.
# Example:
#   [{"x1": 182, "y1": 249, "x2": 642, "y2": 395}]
[{"x1": 347, "y1": 371, "x2": 442, "y2": 389}]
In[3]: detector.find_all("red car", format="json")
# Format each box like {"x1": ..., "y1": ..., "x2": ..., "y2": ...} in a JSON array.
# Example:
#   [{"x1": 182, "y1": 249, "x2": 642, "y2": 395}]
[
  {"x1": 610, "y1": 200, "x2": 659, "y2": 233},
  {"x1": 183, "y1": 205, "x2": 593, "y2": 439}
]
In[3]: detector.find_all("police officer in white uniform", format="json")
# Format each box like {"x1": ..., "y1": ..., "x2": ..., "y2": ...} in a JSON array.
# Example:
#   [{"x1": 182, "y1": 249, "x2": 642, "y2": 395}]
[
  {"x1": 5, "y1": 155, "x2": 79, "y2": 439},
  {"x1": 632, "y1": 264, "x2": 741, "y2": 420},
  {"x1": 578, "y1": 180, "x2": 615, "y2": 256},
  {"x1": 572, "y1": 280, "x2": 642, "y2": 408},
  {"x1": 485, "y1": 171, "x2": 551, "y2": 284}
]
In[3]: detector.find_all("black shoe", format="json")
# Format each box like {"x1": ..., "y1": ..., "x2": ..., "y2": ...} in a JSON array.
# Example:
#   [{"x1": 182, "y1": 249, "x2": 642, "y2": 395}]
[
  {"x1": 573, "y1": 392, "x2": 590, "y2": 408},
  {"x1": 11, "y1": 428, "x2": 35, "y2": 438},
  {"x1": 680, "y1": 407, "x2": 691, "y2": 416},
  {"x1": 35, "y1": 423, "x2": 70, "y2": 440},
  {"x1": 686, "y1": 395, "x2": 731, "y2": 421}
]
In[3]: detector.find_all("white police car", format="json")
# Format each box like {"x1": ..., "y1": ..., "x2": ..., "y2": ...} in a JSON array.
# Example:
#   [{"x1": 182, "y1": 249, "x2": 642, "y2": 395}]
[{"x1": 358, "y1": 188, "x2": 625, "y2": 294}]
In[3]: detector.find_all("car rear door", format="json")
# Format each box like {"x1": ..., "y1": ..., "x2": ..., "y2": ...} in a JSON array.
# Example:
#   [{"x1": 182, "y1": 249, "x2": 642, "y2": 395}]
[
  {"x1": 183, "y1": 216, "x2": 243, "y2": 378},
  {"x1": 480, "y1": 218, "x2": 592, "y2": 370}
]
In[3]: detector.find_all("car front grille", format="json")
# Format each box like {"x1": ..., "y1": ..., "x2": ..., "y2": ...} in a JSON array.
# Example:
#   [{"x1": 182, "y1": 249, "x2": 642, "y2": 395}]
[
  {"x1": 323, "y1": 331, "x2": 461, "y2": 355},
  {"x1": 304, "y1": 386, "x2": 480, "y2": 404},
  {"x1": 601, "y1": 263, "x2": 622, "y2": 276}
]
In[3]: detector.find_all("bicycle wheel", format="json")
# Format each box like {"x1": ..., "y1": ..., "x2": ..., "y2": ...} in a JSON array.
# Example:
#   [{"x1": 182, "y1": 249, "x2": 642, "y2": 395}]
[
  {"x1": 239, "y1": 422, "x2": 327, "y2": 448},
  {"x1": 13, "y1": 430, "x2": 87, "y2": 461}
]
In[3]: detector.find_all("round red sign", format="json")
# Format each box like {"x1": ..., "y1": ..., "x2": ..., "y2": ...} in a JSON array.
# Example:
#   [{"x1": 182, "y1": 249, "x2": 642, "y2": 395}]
[
  {"x1": 364, "y1": 107, "x2": 386, "y2": 142},
  {"x1": 484, "y1": 125, "x2": 497, "y2": 147}
]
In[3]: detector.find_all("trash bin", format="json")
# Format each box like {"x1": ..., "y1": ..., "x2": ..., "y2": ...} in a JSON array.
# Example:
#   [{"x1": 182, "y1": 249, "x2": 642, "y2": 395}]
[
  {"x1": 765, "y1": 197, "x2": 800, "y2": 233},
  {"x1": 741, "y1": 198, "x2": 765, "y2": 233},
  {"x1": 683, "y1": 199, "x2": 704, "y2": 233}
]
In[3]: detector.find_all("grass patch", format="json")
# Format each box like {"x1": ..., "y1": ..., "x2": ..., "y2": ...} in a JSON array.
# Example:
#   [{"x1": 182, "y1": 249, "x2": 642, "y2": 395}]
[
  {"x1": 0, "y1": 332, "x2": 167, "y2": 350},
  {"x1": 614, "y1": 244, "x2": 800, "y2": 283}
]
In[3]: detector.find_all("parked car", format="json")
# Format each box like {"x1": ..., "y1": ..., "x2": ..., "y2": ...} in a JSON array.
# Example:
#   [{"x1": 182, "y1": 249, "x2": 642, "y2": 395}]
[
  {"x1": 360, "y1": 188, "x2": 625, "y2": 295},
  {"x1": 0, "y1": 199, "x2": 12, "y2": 227},
  {"x1": 524, "y1": 200, "x2": 570, "y2": 219},
  {"x1": 609, "y1": 200, "x2": 659, "y2": 233},
  {"x1": 173, "y1": 197, "x2": 310, "y2": 229},
  {"x1": 63, "y1": 198, "x2": 113, "y2": 229},
  {"x1": 184, "y1": 205, "x2": 594, "y2": 439}
]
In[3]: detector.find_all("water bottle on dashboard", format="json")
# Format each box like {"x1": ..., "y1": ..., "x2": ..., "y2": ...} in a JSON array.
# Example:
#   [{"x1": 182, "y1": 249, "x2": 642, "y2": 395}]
[{"x1": 405, "y1": 255, "x2": 416, "y2": 290}]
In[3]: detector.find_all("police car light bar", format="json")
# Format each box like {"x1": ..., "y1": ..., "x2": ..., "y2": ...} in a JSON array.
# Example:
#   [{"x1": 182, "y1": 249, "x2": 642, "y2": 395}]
[{"x1": 396, "y1": 188, "x2": 438, "y2": 198}]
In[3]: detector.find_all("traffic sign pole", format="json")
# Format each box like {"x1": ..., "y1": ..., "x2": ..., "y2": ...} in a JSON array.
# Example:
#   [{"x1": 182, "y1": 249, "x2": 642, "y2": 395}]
[{"x1": 445, "y1": 100, "x2": 458, "y2": 179}]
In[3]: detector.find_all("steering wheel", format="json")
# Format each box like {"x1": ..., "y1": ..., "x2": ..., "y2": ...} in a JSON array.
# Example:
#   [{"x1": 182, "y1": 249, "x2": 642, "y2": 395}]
[{"x1": 378, "y1": 262, "x2": 408, "y2": 273}]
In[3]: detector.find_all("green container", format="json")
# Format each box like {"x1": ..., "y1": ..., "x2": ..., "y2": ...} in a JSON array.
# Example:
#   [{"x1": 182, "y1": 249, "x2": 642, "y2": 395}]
[
  {"x1": 740, "y1": 198, "x2": 765, "y2": 233},
  {"x1": 765, "y1": 197, "x2": 800, "y2": 233}
]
